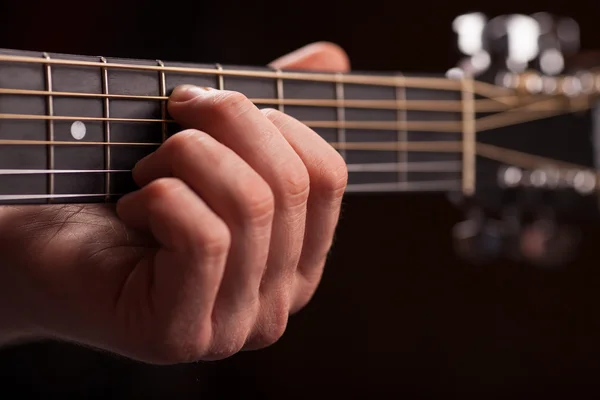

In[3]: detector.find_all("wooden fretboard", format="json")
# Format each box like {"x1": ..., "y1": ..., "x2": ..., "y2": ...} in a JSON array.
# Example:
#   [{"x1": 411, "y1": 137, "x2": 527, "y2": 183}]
[{"x1": 0, "y1": 48, "x2": 468, "y2": 204}]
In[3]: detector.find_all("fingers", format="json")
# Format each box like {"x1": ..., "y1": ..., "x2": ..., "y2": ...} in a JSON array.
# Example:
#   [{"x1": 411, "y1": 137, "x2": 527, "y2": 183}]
[
  {"x1": 127, "y1": 129, "x2": 275, "y2": 358},
  {"x1": 269, "y1": 41, "x2": 350, "y2": 72},
  {"x1": 260, "y1": 109, "x2": 348, "y2": 313},
  {"x1": 116, "y1": 178, "x2": 230, "y2": 362},
  {"x1": 168, "y1": 87, "x2": 310, "y2": 320},
  {"x1": 112, "y1": 38, "x2": 350, "y2": 361}
]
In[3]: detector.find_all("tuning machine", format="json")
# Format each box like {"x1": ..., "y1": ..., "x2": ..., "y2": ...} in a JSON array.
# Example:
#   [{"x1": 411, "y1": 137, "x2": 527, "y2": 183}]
[
  {"x1": 497, "y1": 165, "x2": 597, "y2": 196},
  {"x1": 451, "y1": 12, "x2": 582, "y2": 84}
]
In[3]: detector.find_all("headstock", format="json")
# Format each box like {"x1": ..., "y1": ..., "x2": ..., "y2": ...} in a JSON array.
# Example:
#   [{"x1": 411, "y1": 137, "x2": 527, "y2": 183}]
[{"x1": 449, "y1": 12, "x2": 600, "y2": 266}]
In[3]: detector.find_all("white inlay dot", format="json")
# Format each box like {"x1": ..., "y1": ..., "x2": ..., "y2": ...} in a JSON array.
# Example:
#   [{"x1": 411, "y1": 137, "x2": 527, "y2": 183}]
[{"x1": 70, "y1": 121, "x2": 86, "y2": 140}]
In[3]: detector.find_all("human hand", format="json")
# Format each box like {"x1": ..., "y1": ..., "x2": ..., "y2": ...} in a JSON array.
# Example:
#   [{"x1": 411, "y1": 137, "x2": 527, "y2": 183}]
[{"x1": 0, "y1": 42, "x2": 350, "y2": 364}]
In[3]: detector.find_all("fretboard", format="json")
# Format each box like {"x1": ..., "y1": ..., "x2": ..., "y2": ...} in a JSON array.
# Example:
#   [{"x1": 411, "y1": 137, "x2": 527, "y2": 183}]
[{"x1": 0, "y1": 48, "x2": 467, "y2": 204}]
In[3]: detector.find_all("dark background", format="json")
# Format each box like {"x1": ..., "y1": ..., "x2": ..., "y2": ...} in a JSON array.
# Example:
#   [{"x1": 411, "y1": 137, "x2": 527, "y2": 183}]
[{"x1": 1, "y1": 0, "x2": 600, "y2": 398}]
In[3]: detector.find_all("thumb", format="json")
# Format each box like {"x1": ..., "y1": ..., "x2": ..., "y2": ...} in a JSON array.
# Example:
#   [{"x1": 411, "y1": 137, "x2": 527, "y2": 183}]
[{"x1": 269, "y1": 41, "x2": 350, "y2": 72}]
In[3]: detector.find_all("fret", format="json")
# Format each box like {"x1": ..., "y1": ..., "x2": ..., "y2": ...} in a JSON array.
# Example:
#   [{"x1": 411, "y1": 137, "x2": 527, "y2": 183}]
[
  {"x1": 0, "y1": 49, "x2": 47, "y2": 203},
  {"x1": 335, "y1": 73, "x2": 346, "y2": 161},
  {"x1": 395, "y1": 73, "x2": 407, "y2": 185},
  {"x1": 283, "y1": 78, "x2": 337, "y2": 146},
  {"x1": 221, "y1": 65, "x2": 277, "y2": 109},
  {"x1": 216, "y1": 64, "x2": 224, "y2": 89},
  {"x1": 157, "y1": 60, "x2": 167, "y2": 143},
  {"x1": 50, "y1": 51, "x2": 105, "y2": 202},
  {"x1": 106, "y1": 56, "x2": 161, "y2": 196},
  {"x1": 43, "y1": 53, "x2": 55, "y2": 202},
  {"x1": 405, "y1": 80, "x2": 463, "y2": 187},
  {"x1": 275, "y1": 69, "x2": 284, "y2": 112},
  {"x1": 163, "y1": 59, "x2": 217, "y2": 138},
  {"x1": 344, "y1": 79, "x2": 398, "y2": 186},
  {"x1": 100, "y1": 57, "x2": 111, "y2": 201}
]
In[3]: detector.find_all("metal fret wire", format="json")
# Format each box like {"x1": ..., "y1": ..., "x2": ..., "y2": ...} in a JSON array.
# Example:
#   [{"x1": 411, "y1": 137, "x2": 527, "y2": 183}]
[
  {"x1": 335, "y1": 73, "x2": 346, "y2": 161},
  {"x1": 42, "y1": 53, "x2": 55, "y2": 202},
  {"x1": 100, "y1": 57, "x2": 111, "y2": 201},
  {"x1": 157, "y1": 60, "x2": 167, "y2": 143},
  {"x1": 216, "y1": 63, "x2": 224, "y2": 90},
  {"x1": 275, "y1": 69, "x2": 284, "y2": 113}
]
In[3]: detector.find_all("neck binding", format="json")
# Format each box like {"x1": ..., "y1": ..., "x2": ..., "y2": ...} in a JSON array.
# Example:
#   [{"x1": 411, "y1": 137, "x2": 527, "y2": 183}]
[{"x1": 0, "y1": 48, "x2": 466, "y2": 205}]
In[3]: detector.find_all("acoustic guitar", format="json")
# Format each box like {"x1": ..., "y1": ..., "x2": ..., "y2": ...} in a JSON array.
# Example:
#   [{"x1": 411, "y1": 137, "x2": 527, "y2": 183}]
[{"x1": 0, "y1": 12, "x2": 596, "y2": 266}]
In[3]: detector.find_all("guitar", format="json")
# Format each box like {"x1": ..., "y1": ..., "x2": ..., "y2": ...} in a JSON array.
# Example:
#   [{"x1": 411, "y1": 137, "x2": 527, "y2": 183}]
[{"x1": 0, "y1": 12, "x2": 597, "y2": 266}]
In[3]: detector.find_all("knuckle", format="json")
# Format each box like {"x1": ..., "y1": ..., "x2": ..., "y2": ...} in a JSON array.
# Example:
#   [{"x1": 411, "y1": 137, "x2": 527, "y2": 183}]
[
  {"x1": 278, "y1": 161, "x2": 311, "y2": 206},
  {"x1": 311, "y1": 151, "x2": 348, "y2": 201},
  {"x1": 237, "y1": 176, "x2": 275, "y2": 224},
  {"x1": 252, "y1": 301, "x2": 289, "y2": 348},
  {"x1": 211, "y1": 90, "x2": 254, "y2": 119},
  {"x1": 207, "y1": 337, "x2": 247, "y2": 361},
  {"x1": 164, "y1": 129, "x2": 201, "y2": 149},
  {"x1": 199, "y1": 220, "x2": 232, "y2": 259},
  {"x1": 145, "y1": 177, "x2": 185, "y2": 201},
  {"x1": 162, "y1": 129, "x2": 204, "y2": 156}
]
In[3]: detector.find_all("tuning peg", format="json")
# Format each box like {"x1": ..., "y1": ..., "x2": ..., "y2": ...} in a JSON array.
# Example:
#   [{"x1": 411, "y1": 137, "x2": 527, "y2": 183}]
[
  {"x1": 452, "y1": 211, "x2": 504, "y2": 264},
  {"x1": 531, "y1": 12, "x2": 580, "y2": 75},
  {"x1": 532, "y1": 13, "x2": 580, "y2": 54}
]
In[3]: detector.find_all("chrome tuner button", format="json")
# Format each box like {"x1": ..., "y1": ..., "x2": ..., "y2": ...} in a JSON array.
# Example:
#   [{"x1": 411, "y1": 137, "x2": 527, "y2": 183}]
[
  {"x1": 572, "y1": 170, "x2": 597, "y2": 194},
  {"x1": 538, "y1": 166, "x2": 561, "y2": 188},
  {"x1": 525, "y1": 74, "x2": 543, "y2": 94},
  {"x1": 577, "y1": 72, "x2": 595, "y2": 94},
  {"x1": 542, "y1": 76, "x2": 558, "y2": 94},
  {"x1": 562, "y1": 76, "x2": 583, "y2": 97},
  {"x1": 529, "y1": 168, "x2": 548, "y2": 188},
  {"x1": 497, "y1": 72, "x2": 519, "y2": 89},
  {"x1": 498, "y1": 166, "x2": 522, "y2": 187}
]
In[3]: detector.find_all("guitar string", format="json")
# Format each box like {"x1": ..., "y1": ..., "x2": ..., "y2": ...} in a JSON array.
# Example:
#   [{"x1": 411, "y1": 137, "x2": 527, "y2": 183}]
[
  {"x1": 0, "y1": 178, "x2": 465, "y2": 200},
  {"x1": 0, "y1": 113, "x2": 464, "y2": 132},
  {"x1": 0, "y1": 88, "x2": 519, "y2": 112},
  {"x1": 0, "y1": 139, "x2": 460, "y2": 151},
  {"x1": 0, "y1": 54, "x2": 512, "y2": 100},
  {"x1": 0, "y1": 138, "x2": 592, "y2": 173},
  {"x1": 0, "y1": 98, "x2": 579, "y2": 133},
  {"x1": 0, "y1": 178, "x2": 465, "y2": 201},
  {"x1": 0, "y1": 161, "x2": 463, "y2": 175}
]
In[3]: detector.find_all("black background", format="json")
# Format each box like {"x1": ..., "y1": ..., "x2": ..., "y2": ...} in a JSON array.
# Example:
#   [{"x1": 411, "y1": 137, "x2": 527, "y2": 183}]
[{"x1": 2, "y1": 0, "x2": 600, "y2": 398}]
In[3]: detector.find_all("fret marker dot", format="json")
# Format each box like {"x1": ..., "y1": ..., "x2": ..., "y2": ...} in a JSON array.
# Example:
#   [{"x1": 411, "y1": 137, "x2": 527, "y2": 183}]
[{"x1": 70, "y1": 121, "x2": 86, "y2": 140}]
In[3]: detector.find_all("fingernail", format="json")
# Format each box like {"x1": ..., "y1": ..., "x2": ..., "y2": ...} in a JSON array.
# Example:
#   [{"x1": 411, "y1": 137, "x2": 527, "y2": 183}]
[{"x1": 170, "y1": 85, "x2": 214, "y2": 102}]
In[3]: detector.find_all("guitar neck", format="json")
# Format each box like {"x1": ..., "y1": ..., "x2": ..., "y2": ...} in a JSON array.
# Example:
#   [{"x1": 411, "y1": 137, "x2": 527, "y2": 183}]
[{"x1": 0, "y1": 48, "x2": 469, "y2": 204}]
